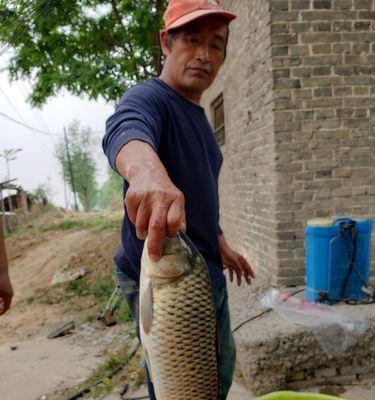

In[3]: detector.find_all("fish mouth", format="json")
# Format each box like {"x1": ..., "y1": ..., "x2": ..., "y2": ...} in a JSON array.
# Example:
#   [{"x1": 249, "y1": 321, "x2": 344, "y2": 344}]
[
  {"x1": 143, "y1": 233, "x2": 207, "y2": 287},
  {"x1": 178, "y1": 231, "x2": 205, "y2": 267}
]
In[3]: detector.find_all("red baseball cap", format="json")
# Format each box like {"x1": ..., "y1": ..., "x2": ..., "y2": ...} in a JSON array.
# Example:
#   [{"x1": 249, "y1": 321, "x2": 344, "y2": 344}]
[{"x1": 163, "y1": 0, "x2": 237, "y2": 31}]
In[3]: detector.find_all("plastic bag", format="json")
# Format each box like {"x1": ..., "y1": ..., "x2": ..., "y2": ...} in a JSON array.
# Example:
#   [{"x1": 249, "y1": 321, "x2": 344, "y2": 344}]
[{"x1": 261, "y1": 288, "x2": 368, "y2": 358}]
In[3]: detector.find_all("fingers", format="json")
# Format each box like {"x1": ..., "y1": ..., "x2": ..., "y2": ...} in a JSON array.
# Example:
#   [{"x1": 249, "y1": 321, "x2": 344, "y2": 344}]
[
  {"x1": 239, "y1": 256, "x2": 255, "y2": 284},
  {"x1": 147, "y1": 205, "x2": 168, "y2": 261},
  {"x1": 179, "y1": 212, "x2": 187, "y2": 233},
  {"x1": 225, "y1": 256, "x2": 255, "y2": 287},
  {"x1": 166, "y1": 196, "x2": 185, "y2": 238},
  {"x1": 234, "y1": 264, "x2": 243, "y2": 286},
  {"x1": 225, "y1": 263, "x2": 243, "y2": 286},
  {"x1": 135, "y1": 198, "x2": 150, "y2": 240},
  {"x1": 125, "y1": 191, "x2": 142, "y2": 225}
]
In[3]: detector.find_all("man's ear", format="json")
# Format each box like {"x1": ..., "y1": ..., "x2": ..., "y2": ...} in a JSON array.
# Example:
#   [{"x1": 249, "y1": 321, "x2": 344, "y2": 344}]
[{"x1": 160, "y1": 29, "x2": 170, "y2": 56}]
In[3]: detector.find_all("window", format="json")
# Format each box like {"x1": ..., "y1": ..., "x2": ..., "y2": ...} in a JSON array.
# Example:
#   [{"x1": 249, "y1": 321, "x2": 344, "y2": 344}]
[{"x1": 211, "y1": 93, "x2": 225, "y2": 146}]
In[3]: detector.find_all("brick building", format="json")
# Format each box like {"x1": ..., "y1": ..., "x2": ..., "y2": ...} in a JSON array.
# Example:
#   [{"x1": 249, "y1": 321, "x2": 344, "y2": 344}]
[{"x1": 202, "y1": 0, "x2": 375, "y2": 286}]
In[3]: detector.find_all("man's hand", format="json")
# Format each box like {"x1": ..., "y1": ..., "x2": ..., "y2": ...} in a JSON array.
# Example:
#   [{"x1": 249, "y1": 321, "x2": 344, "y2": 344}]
[
  {"x1": 116, "y1": 141, "x2": 186, "y2": 262},
  {"x1": 0, "y1": 273, "x2": 13, "y2": 316},
  {"x1": 126, "y1": 170, "x2": 186, "y2": 261},
  {"x1": 218, "y1": 235, "x2": 254, "y2": 286}
]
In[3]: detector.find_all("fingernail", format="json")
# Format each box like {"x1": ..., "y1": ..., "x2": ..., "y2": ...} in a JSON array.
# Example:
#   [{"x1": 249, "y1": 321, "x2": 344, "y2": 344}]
[{"x1": 150, "y1": 254, "x2": 160, "y2": 262}]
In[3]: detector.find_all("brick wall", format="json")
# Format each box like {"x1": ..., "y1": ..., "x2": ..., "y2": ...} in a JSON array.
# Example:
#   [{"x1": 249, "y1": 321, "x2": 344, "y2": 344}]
[
  {"x1": 202, "y1": 0, "x2": 375, "y2": 285},
  {"x1": 202, "y1": 0, "x2": 279, "y2": 283}
]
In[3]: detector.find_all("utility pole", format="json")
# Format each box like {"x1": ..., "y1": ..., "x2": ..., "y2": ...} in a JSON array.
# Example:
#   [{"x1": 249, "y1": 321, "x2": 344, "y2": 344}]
[
  {"x1": 0, "y1": 185, "x2": 5, "y2": 234},
  {"x1": 63, "y1": 127, "x2": 79, "y2": 211},
  {"x1": 0, "y1": 148, "x2": 22, "y2": 213}
]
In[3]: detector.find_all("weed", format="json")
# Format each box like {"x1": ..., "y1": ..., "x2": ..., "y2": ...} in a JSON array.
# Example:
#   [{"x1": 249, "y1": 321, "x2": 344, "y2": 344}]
[
  {"x1": 34, "y1": 269, "x2": 132, "y2": 325},
  {"x1": 3, "y1": 228, "x2": 20, "y2": 239},
  {"x1": 40, "y1": 296, "x2": 54, "y2": 305},
  {"x1": 66, "y1": 279, "x2": 91, "y2": 297},
  {"x1": 26, "y1": 297, "x2": 34, "y2": 305},
  {"x1": 66, "y1": 341, "x2": 145, "y2": 399},
  {"x1": 85, "y1": 314, "x2": 96, "y2": 323}
]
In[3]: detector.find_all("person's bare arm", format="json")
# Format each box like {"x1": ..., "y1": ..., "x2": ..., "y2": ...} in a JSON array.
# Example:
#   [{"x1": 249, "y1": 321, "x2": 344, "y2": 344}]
[
  {"x1": 0, "y1": 217, "x2": 13, "y2": 315},
  {"x1": 116, "y1": 140, "x2": 186, "y2": 261}
]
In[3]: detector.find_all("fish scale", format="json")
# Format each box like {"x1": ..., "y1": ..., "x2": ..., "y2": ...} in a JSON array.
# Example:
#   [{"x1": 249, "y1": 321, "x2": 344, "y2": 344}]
[{"x1": 140, "y1": 234, "x2": 219, "y2": 400}]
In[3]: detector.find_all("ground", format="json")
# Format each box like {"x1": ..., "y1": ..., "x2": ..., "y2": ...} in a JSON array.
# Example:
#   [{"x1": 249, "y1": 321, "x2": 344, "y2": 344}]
[{"x1": 0, "y1": 208, "x2": 374, "y2": 399}]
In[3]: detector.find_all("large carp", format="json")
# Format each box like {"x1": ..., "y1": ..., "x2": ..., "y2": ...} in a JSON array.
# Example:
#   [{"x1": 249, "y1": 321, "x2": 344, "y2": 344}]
[{"x1": 140, "y1": 231, "x2": 219, "y2": 399}]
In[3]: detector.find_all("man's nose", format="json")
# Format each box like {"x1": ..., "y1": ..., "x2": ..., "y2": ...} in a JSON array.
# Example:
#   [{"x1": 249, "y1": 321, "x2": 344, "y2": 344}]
[{"x1": 196, "y1": 43, "x2": 210, "y2": 62}]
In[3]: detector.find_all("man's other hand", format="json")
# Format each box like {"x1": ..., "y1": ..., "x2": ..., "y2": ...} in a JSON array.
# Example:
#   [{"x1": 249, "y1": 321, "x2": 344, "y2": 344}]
[{"x1": 219, "y1": 235, "x2": 255, "y2": 286}]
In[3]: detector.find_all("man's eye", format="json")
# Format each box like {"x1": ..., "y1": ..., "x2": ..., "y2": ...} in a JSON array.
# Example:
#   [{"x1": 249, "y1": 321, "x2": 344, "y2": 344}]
[{"x1": 190, "y1": 38, "x2": 199, "y2": 43}]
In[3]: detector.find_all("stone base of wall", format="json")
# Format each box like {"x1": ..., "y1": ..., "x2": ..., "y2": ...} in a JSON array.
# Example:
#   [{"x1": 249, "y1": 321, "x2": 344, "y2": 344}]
[{"x1": 227, "y1": 277, "x2": 375, "y2": 395}]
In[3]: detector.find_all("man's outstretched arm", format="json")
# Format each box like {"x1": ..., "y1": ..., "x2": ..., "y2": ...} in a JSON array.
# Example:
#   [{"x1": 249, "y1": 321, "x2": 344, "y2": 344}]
[
  {"x1": 0, "y1": 217, "x2": 13, "y2": 315},
  {"x1": 116, "y1": 140, "x2": 186, "y2": 261}
]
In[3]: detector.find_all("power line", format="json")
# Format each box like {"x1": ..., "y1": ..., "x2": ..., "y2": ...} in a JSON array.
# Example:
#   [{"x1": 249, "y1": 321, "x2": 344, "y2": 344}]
[
  {"x1": 0, "y1": 88, "x2": 54, "y2": 152},
  {"x1": 0, "y1": 1, "x2": 36, "y2": 28},
  {"x1": 0, "y1": 85, "x2": 27, "y2": 125},
  {"x1": 0, "y1": 109, "x2": 61, "y2": 136},
  {"x1": 0, "y1": 54, "x2": 55, "y2": 139},
  {"x1": 0, "y1": 0, "x2": 52, "y2": 56},
  {"x1": 0, "y1": 0, "x2": 53, "y2": 57},
  {"x1": 16, "y1": 80, "x2": 52, "y2": 133}
]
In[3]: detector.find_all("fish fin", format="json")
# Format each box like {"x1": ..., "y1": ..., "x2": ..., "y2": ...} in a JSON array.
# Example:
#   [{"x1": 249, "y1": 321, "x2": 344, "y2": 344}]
[
  {"x1": 143, "y1": 348, "x2": 154, "y2": 383},
  {"x1": 141, "y1": 279, "x2": 153, "y2": 334}
]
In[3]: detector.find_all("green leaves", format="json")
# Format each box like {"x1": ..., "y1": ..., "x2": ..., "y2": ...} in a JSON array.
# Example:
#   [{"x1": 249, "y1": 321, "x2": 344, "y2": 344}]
[{"x1": 0, "y1": 0, "x2": 168, "y2": 106}]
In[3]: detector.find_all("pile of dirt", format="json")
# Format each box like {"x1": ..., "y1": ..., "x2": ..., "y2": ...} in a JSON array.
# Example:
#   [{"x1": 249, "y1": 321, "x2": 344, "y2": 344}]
[{"x1": 1, "y1": 209, "x2": 122, "y2": 345}]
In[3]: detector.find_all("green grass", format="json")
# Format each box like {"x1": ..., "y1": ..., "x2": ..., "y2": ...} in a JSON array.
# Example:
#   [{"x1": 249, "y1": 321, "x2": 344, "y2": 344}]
[
  {"x1": 33, "y1": 268, "x2": 132, "y2": 324},
  {"x1": 3, "y1": 228, "x2": 21, "y2": 239},
  {"x1": 40, "y1": 213, "x2": 122, "y2": 233}
]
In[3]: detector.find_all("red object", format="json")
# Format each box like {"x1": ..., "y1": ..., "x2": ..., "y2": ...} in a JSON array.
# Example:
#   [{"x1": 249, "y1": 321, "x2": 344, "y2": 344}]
[{"x1": 163, "y1": 0, "x2": 237, "y2": 31}]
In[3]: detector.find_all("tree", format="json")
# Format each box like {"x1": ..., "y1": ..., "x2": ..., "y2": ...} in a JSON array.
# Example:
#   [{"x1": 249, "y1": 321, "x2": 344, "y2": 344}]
[
  {"x1": 97, "y1": 165, "x2": 124, "y2": 209},
  {"x1": 56, "y1": 120, "x2": 97, "y2": 212},
  {"x1": 0, "y1": 0, "x2": 167, "y2": 107},
  {"x1": 30, "y1": 183, "x2": 50, "y2": 206}
]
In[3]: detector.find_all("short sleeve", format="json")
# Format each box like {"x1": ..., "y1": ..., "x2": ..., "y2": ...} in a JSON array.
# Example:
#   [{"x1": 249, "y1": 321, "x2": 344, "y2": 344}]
[{"x1": 102, "y1": 83, "x2": 165, "y2": 172}]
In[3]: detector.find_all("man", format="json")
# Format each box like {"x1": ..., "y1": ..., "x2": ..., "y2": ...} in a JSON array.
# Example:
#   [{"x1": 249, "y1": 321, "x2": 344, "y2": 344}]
[
  {"x1": 103, "y1": 0, "x2": 254, "y2": 398},
  {"x1": 0, "y1": 216, "x2": 13, "y2": 316}
]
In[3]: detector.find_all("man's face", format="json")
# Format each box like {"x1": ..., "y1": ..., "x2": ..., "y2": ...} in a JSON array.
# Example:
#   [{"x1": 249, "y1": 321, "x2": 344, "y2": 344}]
[{"x1": 161, "y1": 15, "x2": 228, "y2": 95}]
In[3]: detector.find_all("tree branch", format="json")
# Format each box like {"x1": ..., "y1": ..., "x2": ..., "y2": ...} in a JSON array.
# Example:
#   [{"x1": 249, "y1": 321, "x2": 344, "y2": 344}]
[{"x1": 110, "y1": 0, "x2": 133, "y2": 56}]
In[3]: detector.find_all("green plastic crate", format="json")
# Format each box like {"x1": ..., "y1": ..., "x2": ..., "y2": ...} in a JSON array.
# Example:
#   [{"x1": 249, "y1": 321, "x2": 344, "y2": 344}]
[{"x1": 256, "y1": 392, "x2": 343, "y2": 400}]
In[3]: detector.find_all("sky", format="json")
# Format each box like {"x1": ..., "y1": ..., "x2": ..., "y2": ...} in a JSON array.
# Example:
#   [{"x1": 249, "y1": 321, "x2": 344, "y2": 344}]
[{"x1": 0, "y1": 57, "x2": 115, "y2": 208}]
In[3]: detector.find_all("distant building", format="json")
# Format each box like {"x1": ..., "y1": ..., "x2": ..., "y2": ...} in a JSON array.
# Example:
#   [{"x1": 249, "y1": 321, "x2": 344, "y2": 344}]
[
  {"x1": 202, "y1": 0, "x2": 375, "y2": 285},
  {"x1": 0, "y1": 181, "x2": 32, "y2": 231}
]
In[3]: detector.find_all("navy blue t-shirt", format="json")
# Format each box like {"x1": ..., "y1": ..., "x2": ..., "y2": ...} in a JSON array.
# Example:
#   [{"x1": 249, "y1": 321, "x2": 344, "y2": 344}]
[{"x1": 102, "y1": 78, "x2": 225, "y2": 290}]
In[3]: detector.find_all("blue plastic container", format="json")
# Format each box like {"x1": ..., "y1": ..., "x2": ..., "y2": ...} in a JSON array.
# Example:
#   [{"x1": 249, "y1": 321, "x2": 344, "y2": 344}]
[{"x1": 305, "y1": 217, "x2": 373, "y2": 303}]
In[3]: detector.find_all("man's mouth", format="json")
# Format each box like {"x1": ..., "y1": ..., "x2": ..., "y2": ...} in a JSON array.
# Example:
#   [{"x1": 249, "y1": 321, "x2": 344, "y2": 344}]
[{"x1": 187, "y1": 67, "x2": 210, "y2": 75}]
